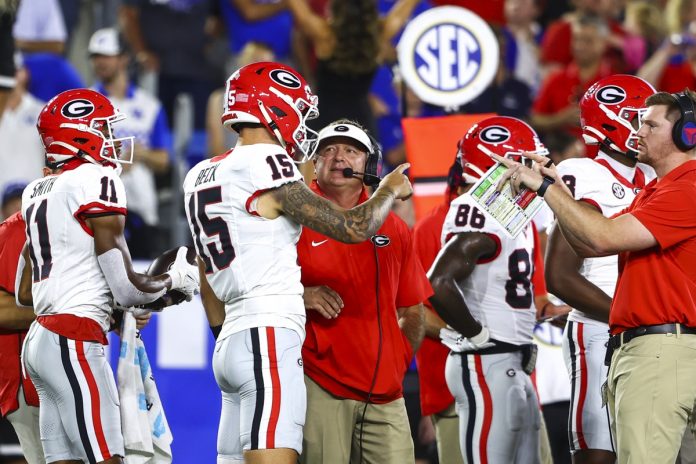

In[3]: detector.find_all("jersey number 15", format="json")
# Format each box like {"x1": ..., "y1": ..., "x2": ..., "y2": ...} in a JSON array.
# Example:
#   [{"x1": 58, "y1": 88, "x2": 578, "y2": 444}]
[{"x1": 187, "y1": 187, "x2": 236, "y2": 274}]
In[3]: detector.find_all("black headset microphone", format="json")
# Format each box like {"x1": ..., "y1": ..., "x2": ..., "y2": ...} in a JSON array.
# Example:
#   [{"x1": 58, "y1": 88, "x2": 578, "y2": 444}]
[
  {"x1": 342, "y1": 132, "x2": 384, "y2": 187},
  {"x1": 341, "y1": 167, "x2": 381, "y2": 186}
]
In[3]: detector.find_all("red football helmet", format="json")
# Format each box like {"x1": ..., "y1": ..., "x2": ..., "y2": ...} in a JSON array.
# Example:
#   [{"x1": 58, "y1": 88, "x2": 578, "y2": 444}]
[
  {"x1": 221, "y1": 62, "x2": 319, "y2": 162},
  {"x1": 37, "y1": 88, "x2": 133, "y2": 168},
  {"x1": 457, "y1": 116, "x2": 547, "y2": 183},
  {"x1": 580, "y1": 74, "x2": 656, "y2": 154}
]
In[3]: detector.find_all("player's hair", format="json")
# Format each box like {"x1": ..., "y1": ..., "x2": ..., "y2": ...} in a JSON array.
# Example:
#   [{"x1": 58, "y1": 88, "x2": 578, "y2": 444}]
[
  {"x1": 327, "y1": 0, "x2": 380, "y2": 75},
  {"x1": 645, "y1": 89, "x2": 696, "y2": 122}
]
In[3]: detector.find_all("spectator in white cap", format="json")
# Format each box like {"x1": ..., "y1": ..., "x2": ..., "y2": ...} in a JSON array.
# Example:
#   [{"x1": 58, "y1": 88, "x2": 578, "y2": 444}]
[
  {"x1": 88, "y1": 27, "x2": 173, "y2": 259},
  {"x1": 0, "y1": 53, "x2": 45, "y2": 204}
]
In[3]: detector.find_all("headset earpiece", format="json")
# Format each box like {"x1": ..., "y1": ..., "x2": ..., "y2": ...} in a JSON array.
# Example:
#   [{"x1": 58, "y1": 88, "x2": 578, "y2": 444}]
[
  {"x1": 363, "y1": 133, "x2": 383, "y2": 186},
  {"x1": 672, "y1": 91, "x2": 696, "y2": 151}
]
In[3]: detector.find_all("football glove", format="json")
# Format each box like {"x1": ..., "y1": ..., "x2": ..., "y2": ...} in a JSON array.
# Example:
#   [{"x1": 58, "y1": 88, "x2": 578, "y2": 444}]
[{"x1": 166, "y1": 247, "x2": 200, "y2": 301}]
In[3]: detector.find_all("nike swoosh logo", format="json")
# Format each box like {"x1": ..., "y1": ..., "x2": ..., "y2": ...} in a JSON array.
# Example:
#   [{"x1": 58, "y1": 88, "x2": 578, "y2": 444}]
[{"x1": 311, "y1": 239, "x2": 329, "y2": 247}]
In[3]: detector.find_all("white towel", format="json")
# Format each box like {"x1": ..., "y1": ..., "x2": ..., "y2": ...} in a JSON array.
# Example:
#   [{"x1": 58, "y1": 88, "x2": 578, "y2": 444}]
[{"x1": 117, "y1": 312, "x2": 173, "y2": 463}]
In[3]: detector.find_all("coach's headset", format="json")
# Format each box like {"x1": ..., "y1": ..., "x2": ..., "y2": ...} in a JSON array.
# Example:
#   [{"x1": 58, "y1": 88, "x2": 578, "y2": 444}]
[
  {"x1": 316, "y1": 122, "x2": 383, "y2": 186},
  {"x1": 672, "y1": 91, "x2": 696, "y2": 151}
]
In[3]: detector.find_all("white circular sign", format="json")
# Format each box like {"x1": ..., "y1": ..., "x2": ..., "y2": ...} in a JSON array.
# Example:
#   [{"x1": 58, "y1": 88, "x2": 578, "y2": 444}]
[{"x1": 397, "y1": 6, "x2": 499, "y2": 107}]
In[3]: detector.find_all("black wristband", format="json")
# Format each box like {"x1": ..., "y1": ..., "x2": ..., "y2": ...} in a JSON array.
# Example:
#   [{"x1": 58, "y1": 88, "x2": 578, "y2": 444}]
[
  {"x1": 210, "y1": 324, "x2": 222, "y2": 340},
  {"x1": 537, "y1": 176, "x2": 555, "y2": 197}
]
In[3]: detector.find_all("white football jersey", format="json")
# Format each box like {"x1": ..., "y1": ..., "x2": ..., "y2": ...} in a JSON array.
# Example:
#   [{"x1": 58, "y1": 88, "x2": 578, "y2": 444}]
[
  {"x1": 21, "y1": 163, "x2": 127, "y2": 332},
  {"x1": 183, "y1": 144, "x2": 306, "y2": 342},
  {"x1": 555, "y1": 152, "x2": 655, "y2": 326},
  {"x1": 441, "y1": 194, "x2": 536, "y2": 345}
]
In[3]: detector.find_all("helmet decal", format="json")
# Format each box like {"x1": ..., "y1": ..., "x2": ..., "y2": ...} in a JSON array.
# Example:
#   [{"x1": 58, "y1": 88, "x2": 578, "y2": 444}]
[
  {"x1": 479, "y1": 126, "x2": 511, "y2": 144},
  {"x1": 595, "y1": 85, "x2": 627, "y2": 105},
  {"x1": 269, "y1": 69, "x2": 302, "y2": 89},
  {"x1": 61, "y1": 99, "x2": 96, "y2": 118}
]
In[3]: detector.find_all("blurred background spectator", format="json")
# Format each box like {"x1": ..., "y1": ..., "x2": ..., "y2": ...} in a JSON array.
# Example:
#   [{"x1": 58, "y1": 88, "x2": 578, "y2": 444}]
[
  {"x1": 205, "y1": 40, "x2": 274, "y2": 157},
  {"x1": 638, "y1": 0, "x2": 696, "y2": 92},
  {"x1": 0, "y1": 0, "x2": 18, "y2": 119},
  {"x1": 13, "y1": 0, "x2": 84, "y2": 102},
  {"x1": 1, "y1": 181, "x2": 26, "y2": 220},
  {"x1": 531, "y1": 14, "x2": 612, "y2": 145},
  {"x1": 622, "y1": 1, "x2": 665, "y2": 73},
  {"x1": 88, "y1": 27, "x2": 172, "y2": 258},
  {"x1": 219, "y1": 0, "x2": 293, "y2": 70},
  {"x1": 502, "y1": 0, "x2": 544, "y2": 94},
  {"x1": 287, "y1": 0, "x2": 422, "y2": 135},
  {"x1": 540, "y1": 0, "x2": 626, "y2": 77},
  {"x1": 119, "y1": 0, "x2": 216, "y2": 168},
  {"x1": 0, "y1": 57, "x2": 44, "y2": 198}
]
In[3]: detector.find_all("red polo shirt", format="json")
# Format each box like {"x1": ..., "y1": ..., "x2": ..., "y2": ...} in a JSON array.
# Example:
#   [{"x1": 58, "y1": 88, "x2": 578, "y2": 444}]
[
  {"x1": 0, "y1": 212, "x2": 39, "y2": 416},
  {"x1": 610, "y1": 160, "x2": 696, "y2": 334},
  {"x1": 298, "y1": 181, "x2": 433, "y2": 403},
  {"x1": 532, "y1": 61, "x2": 612, "y2": 141}
]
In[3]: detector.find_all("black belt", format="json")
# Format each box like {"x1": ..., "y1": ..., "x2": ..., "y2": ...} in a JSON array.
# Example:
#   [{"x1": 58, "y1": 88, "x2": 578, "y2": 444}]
[{"x1": 608, "y1": 323, "x2": 696, "y2": 350}]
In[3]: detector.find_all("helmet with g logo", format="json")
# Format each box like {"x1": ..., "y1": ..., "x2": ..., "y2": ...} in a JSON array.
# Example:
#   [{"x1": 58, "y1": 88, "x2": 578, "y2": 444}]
[
  {"x1": 37, "y1": 88, "x2": 133, "y2": 168},
  {"x1": 580, "y1": 74, "x2": 656, "y2": 155},
  {"x1": 457, "y1": 116, "x2": 547, "y2": 183},
  {"x1": 222, "y1": 62, "x2": 320, "y2": 162}
]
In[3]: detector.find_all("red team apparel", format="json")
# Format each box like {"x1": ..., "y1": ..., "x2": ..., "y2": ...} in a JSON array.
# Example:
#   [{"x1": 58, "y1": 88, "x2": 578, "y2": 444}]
[
  {"x1": 0, "y1": 212, "x2": 39, "y2": 417},
  {"x1": 556, "y1": 152, "x2": 655, "y2": 453},
  {"x1": 297, "y1": 181, "x2": 432, "y2": 404},
  {"x1": 184, "y1": 144, "x2": 307, "y2": 457},
  {"x1": 21, "y1": 162, "x2": 127, "y2": 463},
  {"x1": 441, "y1": 193, "x2": 541, "y2": 464},
  {"x1": 610, "y1": 160, "x2": 696, "y2": 334},
  {"x1": 532, "y1": 63, "x2": 613, "y2": 141},
  {"x1": 413, "y1": 202, "x2": 455, "y2": 417}
]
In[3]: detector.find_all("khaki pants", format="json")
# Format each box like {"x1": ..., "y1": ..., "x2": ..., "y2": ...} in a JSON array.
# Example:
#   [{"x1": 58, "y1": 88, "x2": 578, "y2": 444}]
[
  {"x1": 607, "y1": 333, "x2": 696, "y2": 464},
  {"x1": 300, "y1": 376, "x2": 414, "y2": 464},
  {"x1": 432, "y1": 403, "x2": 464, "y2": 464}
]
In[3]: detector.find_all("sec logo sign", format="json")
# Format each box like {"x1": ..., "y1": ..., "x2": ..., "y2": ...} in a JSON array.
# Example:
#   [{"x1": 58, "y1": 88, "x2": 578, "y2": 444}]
[{"x1": 397, "y1": 6, "x2": 498, "y2": 107}]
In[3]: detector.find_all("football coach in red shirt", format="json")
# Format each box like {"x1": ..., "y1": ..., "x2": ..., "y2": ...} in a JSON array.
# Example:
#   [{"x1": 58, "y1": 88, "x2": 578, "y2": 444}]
[
  {"x1": 297, "y1": 119, "x2": 431, "y2": 464},
  {"x1": 491, "y1": 89, "x2": 696, "y2": 464}
]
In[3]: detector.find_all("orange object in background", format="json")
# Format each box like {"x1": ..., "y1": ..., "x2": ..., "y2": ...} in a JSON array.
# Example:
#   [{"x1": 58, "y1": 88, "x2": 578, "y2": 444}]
[{"x1": 402, "y1": 114, "x2": 494, "y2": 221}]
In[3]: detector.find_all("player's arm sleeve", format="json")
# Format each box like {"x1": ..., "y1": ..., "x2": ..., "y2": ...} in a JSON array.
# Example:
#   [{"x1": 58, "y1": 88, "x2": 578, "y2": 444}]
[
  {"x1": 82, "y1": 170, "x2": 169, "y2": 306},
  {"x1": 97, "y1": 247, "x2": 166, "y2": 307},
  {"x1": 630, "y1": 182, "x2": 696, "y2": 249}
]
